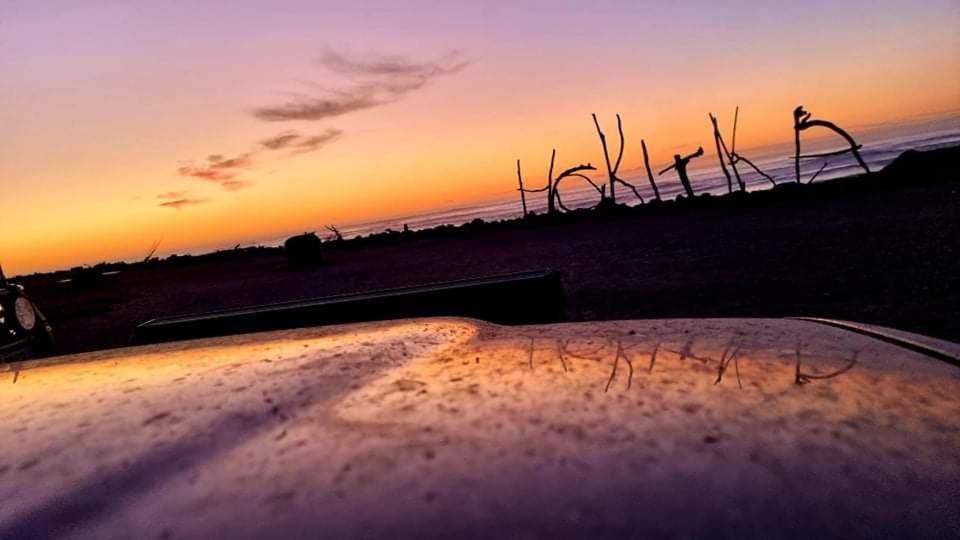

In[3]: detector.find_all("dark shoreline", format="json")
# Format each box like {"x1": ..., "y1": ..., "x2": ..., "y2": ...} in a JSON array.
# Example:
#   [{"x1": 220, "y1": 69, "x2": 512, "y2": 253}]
[{"x1": 19, "y1": 146, "x2": 960, "y2": 356}]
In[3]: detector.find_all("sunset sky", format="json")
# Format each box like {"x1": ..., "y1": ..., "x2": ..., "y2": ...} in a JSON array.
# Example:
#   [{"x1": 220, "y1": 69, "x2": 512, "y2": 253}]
[{"x1": 2, "y1": 0, "x2": 958, "y2": 275}]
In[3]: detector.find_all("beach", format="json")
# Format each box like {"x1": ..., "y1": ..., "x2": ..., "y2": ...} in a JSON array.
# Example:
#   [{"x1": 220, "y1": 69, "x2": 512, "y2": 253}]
[{"x1": 18, "y1": 146, "x2": 960, "y2": 356}]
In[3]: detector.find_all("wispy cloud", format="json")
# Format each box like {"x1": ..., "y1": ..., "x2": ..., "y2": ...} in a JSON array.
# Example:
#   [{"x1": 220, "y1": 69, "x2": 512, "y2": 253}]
[
  {"x1": 157, "y1": 191, "x2": 207, "y2": 210},
  {"x1": 158, "y1": 197, "x2": 207, "y2": 210},
  {"x1": 176, "y1": 127, "x2": 345, "y2": 193},
  {"x1": 208, "y1": 153, "x2": 254, "y2": 169},
  {"x1": 177, "y1": 151, "x2": 255, "y2": 190},
  {"x1": 220, "y1": 179, "x2": 252, "y2": 191},
  {"x1": 252, "y1": 50, "x2": 469, "y2": 122},
  {"x1": 177, "y1": 167, "x2": 234, "y2": 182},
  {"x1": 157, "y1": 191, "x2": 188, "y2": 200},
  {"x1": 259, "y1": 133, "x2": 300, "y2": 150},
  {"x1": 320, "y1": 49, "x2": 465, "y2": 78},
  {"x1": 259, "y1": 128, "x2": 344, "y2": 154},
  {"x1": 254, "y1": 89, "x2": 380, "y2": 122},
  {"x1": 173, "y1": 48, "x2": 451, "y2": 201}
]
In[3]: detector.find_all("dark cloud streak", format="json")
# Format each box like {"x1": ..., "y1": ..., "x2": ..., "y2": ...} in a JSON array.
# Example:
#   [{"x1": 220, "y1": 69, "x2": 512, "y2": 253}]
[
  {"x1": 177, "y1": 167, "x2": 235, "y2": 182},
  {"x1": 252, "y1": 88, "x2": 381, "y2": 122},
  {"x1": 158, "y1": 198, "x2": 207, "y2": 210},
  {"x1": 208, "y1": 153, "x2": 254, "y2": 169},
  {"x1": 171, "y1": 47, "x2": 441, "y2": 201},
  {"x1": 259, "y1": 132, "x2": 301, "y2": 150},
  {"x1": 178, "y1": 150, "x2": 255, "y2": 190},
  {"x1": 320, "y1": 49, "x2": 462, "y2": 77},
  {"x1": 157, "y1": 191, "x2": 187, "y2": 200},
  {"x1": 252, "y1": 50, "x2": 469, "y2": 122},
  {"x1": 293, "y1": 129, "x2": 344, "y2": 154},
  {"x1": 220, "y1": 179, "x2": 252, "y2": 191},
  {"x1": 260, "y1": 128, "x2": 344, "y2": 154}
]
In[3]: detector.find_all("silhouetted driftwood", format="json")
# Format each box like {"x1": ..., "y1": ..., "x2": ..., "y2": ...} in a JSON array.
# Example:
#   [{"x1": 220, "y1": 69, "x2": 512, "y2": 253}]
[
  {"x1": 727, "y1": 107, "x2": 776, "y2": 187},
  {"x1": 658, "y1": 146, "x2": 704, "y2": 198},
  {"x1": 510, "y1": 103, "x2": 873, "y2": 210},
  {"x1": 142, "y1": 239, "x2": 162, "y2": 263},
  {"x1": 709, "y1": 111, "x2": 746, "y2": 193},
  {"x1": 709, "y1": 113, "x2": 734, "y2": 193},
  {"x1": 516, "y1": 159, "x2": 528, "y2": 217},
  {"x1": 516, "y1": 150, "x2": 554, "y2": 215},
  {"x1": 641, "y1": 139, "x2": 661, "y2": 201},
  {"x1": 325, "y1": 225, "x2": 344, "y2": 242},
  {"x1": 728, "y1": 107, "x2": 744, "y2": 190},
  {"x1": 546, "y1": 149, "x2": 557, "y2": 214},
  {"x1": 793, "y1": 105, "x2": 870, "y2": 183},
  {"x1": 732, "y1": 153, "x2": 777, "y2": 187},
  {"x1": 807, "y1": 161, "x2": 829, "y2": 184},
  {"x1": 592, "y1": 113, "x2": 644, "y2": 204},
  {"x1": 731, "y1": 106, "x2": 739, "y2": 155},
  {"x1": 518, "y1": 149, "x2": 599, "y2": 214},
  {"x1": 552, "y1": 162, "x2": 601, "y2": 212}
]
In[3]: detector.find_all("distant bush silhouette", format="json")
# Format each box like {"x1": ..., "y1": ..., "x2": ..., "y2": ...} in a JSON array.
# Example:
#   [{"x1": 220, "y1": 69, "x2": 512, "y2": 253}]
[
  {"x1": 325, "y1": 225, "x2": 344, "y2": 242},
  {"x1": 66, "y1": 266, "x2": 109, "y2": 289},
  {"x1": 284, "y1": 232, "x2": 323, "y2": 266}
]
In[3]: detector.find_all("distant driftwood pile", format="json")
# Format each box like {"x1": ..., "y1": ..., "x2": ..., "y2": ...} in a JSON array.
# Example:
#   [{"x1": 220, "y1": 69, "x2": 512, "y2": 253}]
[
  {"x1": 280, "y1": 105, "x2": 870, "y2": 267},
  {"x1": 515, "y1": 105, "x2": 870, "y2": 217}
]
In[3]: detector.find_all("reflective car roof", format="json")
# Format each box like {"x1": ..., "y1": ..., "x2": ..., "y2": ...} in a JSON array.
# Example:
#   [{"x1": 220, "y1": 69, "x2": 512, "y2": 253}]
[{"x1": 1, "y1": 318, "x2": 958, "y2": 538}]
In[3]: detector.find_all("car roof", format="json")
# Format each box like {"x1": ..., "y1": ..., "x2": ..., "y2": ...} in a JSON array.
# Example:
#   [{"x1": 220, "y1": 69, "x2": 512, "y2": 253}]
[{"x1": 1, "y1": 317, "x2": 958, "y2": 538}]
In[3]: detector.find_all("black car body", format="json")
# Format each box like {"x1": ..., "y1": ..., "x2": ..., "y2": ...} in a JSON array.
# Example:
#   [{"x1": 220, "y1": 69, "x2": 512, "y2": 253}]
[{"x1": 0, "y1": 268, "x2": 54, "y2": 362}]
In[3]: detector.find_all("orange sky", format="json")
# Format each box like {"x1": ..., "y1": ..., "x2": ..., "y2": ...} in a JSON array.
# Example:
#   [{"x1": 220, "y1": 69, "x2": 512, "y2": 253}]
[{"x1": 2, "y1": 1, "x2": 958, "y2": 275}]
